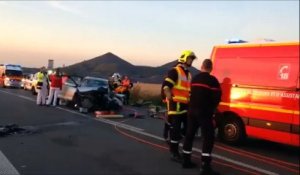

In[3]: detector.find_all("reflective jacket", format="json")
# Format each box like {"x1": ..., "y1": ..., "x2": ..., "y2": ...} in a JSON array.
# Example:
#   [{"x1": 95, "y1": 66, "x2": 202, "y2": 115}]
[
  {"x1": 121, "y1": 79, "x2": 130, "y2": 88},
  {"x1": 171, "y1": 65, "x2": 191, "y2": 104},
  {"x1": 37, "y1": 72, "x2": 44, "y2": 83},
  {"x1": 36, "y1": 72, "x2": 45, "y2": 89},
  {"x1": 163, "y1": 64, "x2": 192, "y2": 115}
]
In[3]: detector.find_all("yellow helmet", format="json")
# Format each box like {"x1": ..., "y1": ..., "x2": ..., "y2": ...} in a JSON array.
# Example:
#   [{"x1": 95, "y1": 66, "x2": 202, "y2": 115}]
[{"x1": 178, "y1": 50, "x2": 196, "y2": 63}]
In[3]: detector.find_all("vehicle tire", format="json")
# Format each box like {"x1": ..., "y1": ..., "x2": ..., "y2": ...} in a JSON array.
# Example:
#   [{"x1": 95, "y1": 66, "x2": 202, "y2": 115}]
[
  {"x1": 81, "y1": 97, "x2": 93, "y2": 111},
  {"x1": 218, "y1": 115, "x2": 246, "y2": 145},
  {"x1": 71, "y1": 93, "x2": 79, "y2": 108}
]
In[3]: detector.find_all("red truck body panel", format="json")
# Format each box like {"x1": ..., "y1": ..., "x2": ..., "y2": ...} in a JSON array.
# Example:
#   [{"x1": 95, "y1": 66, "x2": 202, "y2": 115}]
[{"x1": 211, "y1": 42, "x2": 299, "y2": 146}]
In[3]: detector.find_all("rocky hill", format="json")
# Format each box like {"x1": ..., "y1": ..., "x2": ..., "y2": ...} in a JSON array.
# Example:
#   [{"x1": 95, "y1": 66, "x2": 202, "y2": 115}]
[{"x1": 24, "y1": 52, "x2": 199, "y2": 83}]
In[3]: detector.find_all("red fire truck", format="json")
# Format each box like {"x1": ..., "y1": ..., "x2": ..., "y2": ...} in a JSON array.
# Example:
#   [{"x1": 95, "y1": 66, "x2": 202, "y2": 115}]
[{"x1": 211, "y1": 42, "x2": 299, "y2": 146}]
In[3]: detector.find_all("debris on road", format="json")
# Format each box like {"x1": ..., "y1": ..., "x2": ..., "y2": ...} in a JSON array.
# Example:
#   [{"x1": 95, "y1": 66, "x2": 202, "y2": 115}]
[
  {"x1": 0, "y1": 124, "x2": 35, "y2": 137},
  {"x1": 148, "y1": 105, "x2": 166, "y2": 118},
  {"x1": 94, "y1": 111, "x2": 124, "y2": 118}
]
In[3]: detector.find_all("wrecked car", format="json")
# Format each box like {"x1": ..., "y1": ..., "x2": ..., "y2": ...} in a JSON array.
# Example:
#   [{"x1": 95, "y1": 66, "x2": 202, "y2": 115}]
[{"x1": 58, "y1": 76, "x2": 124, "y2": 113}]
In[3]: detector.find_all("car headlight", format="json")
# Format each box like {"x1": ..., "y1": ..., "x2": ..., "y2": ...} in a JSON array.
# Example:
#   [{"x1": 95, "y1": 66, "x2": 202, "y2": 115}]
[{"x1": 4, "y1": 77, "x2": 10, "y2": 81}]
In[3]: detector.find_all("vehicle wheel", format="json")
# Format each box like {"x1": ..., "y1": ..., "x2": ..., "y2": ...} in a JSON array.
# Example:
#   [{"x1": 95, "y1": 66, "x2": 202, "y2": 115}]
[
  {"x1": 71, "y1": 93, "x2": 79, "y2": 108},
  {"x1": 81, "y1": 97, "x2": 93, "y2": 111},
  {"x1": 218, "y1": 115, "x2": 246, "y2": 145}
]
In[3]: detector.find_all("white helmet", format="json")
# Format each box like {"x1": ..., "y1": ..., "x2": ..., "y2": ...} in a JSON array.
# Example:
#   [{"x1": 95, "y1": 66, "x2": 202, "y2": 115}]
[{"x1": 112, "y1": 73, "x2": 121, "y2": 79}]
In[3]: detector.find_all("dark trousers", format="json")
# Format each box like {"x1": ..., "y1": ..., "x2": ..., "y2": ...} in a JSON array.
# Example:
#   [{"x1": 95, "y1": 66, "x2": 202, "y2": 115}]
[
  {"x1": 169, "y1": 113, "x2": 187, "y2": 143},
  {"x1": 164, "y1": 114, "x2": 187, "y2": 140},
  {"x1": 163, "y1": 122, "x2": 170, "y2": 140},
  {"x1": 123, "y1": 90, "x2": 130, "y2": 105},
  {"x1": 183, "y1": 114, "x2": 215, "y2": 164}
]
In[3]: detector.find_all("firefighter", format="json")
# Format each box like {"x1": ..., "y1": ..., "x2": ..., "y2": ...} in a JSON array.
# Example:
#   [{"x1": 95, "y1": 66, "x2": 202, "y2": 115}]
[
  {"x1": 121, "y1": 75, "x2": 132, "y2": 105},
  {"x1": 182, "y1": 59, "x2": 221, "y2": 175},
  {"x1": 36, "y1": 66, "x2": 48, "y2": 106},
  {"x1": 112, "y1": 73, "x2": 122, "y2": 89},
  {"x1": 162, "y1": 50, "x2": 196, "y2": 162}
]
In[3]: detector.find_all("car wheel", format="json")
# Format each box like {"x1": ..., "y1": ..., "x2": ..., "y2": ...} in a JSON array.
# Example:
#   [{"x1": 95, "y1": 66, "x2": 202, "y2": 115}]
[
  {"x1": 218, "y1": 115, "x2": 246, "y2": 145},
  {"x1": 81, "y1": 97, "x2": 93, "y2": 111}
]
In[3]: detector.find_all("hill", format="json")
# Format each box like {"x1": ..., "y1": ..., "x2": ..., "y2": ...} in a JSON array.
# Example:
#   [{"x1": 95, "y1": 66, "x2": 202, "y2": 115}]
[
  {"x1": 24, "y1": 52, "x2": 199, "y2": 83},
  {"x1": 62, "y1": 52, "x2": 200, "y2": 83}
]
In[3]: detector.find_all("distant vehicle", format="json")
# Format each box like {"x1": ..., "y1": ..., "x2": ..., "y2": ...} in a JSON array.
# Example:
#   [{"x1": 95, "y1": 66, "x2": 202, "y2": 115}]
[
  {"x1": 211, "y1": 42, "x2": 299, "y2": 146},
  {"x1": 23, "y1": 73, "x2": 39, "y2": 95},
  {"x1": 0, "y1": 64, "x2": 23, "y2": 88},
  {"x1": 58, "y1": 76, "x2": 124, "y2": 112},
  {"x1": 21, "y1": 73, "x2": 32, "y2": 88}
]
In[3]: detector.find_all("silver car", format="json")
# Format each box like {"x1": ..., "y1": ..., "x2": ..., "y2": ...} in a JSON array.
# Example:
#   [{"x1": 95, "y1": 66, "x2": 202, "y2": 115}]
[
  {"x1": 58, "y1": 76, "x2": 124, "y2": 112},
  {"x1": 58, "y1": 76, "x2": 107, "y2": 102}
]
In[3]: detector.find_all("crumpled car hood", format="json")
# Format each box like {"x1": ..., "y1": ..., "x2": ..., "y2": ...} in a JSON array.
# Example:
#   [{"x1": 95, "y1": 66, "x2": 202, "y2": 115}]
[{"x1": 77, "y1": 86, "x2": 108, "y2": 93}]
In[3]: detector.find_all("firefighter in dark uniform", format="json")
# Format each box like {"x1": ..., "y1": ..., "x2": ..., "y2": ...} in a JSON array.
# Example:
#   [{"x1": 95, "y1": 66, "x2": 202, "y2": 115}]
[
  {"x1": 182, "y1": 59, "x2": 221, "y2": 175},
  {"x1": 162, "y1": 50, "x2": 196, "y2": 162}
]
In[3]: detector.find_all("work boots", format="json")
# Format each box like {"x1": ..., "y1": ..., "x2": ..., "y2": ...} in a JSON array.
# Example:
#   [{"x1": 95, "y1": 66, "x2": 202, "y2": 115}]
[
  {"x1": 182, "y1": 153, "x2": 197, "y2": 168},
  {"x1": 170, "y1": 143, "x2": 182, "y2": 163},
  {"x1": 199, "y1": 163, "x2": 220, "y2": 175}
]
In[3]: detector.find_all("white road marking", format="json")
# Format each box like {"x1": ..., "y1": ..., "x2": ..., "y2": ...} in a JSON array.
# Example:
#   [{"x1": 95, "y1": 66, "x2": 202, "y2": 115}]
[
  {"x1": 0, "y1": 89, "x2": 279, "y2": 175},
  {"x1": 55, "y1": 107, "x2": 144, "y2": 132},
  {"x1": 0, "y1": 150, "x2": 20, "y2": 175}
]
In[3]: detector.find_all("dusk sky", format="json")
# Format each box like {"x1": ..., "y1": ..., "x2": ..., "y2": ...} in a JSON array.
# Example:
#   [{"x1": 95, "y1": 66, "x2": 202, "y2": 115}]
[{"x1": 0, "y1": 1, "x2": 299, "y2": 69}]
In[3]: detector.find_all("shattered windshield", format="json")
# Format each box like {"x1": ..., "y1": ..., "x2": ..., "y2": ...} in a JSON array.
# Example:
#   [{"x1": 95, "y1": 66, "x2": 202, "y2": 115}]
[{"x1": 81, "y1": 79, "x2": 108, "y2": 87}]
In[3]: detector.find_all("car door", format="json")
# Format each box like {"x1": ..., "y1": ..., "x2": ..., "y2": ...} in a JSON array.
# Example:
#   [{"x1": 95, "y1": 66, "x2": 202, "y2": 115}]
[{"x1": 59, "y1": 76, "x2": 82, "y2": 101}]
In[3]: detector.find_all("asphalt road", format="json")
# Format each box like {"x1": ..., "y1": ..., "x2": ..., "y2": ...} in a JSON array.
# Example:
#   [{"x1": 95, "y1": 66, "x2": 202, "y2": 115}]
[{"x1": 0, "y1": 88, "x2": 299, "y2": 175}]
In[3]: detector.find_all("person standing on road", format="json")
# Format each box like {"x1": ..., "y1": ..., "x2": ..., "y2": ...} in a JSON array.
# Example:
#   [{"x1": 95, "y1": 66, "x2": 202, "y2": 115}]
[
  {"x1": 46, "y1": 68, "x2": 62, "y2": 107},
  {"x1": 182, "y1": 59, "x2": 221, "y2": 175},
  {"x1": 162, "y1": 50, "x2": 196, "y2": 162},
  {"x1": 36, "y1": 66, "x2": 48, "y2": 106},
  {"x1": 121, "y1": 75, "x2": 132, "y2": 105}
]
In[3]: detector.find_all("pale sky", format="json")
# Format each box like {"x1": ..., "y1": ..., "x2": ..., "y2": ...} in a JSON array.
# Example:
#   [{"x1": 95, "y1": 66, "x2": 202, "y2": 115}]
[{"x1": 0, "y1": 1, "x2": 299, "y2": 68}]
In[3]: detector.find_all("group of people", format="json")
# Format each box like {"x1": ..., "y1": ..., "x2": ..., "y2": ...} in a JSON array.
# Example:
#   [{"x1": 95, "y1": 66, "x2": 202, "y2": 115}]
[
  {"x1": 161, "y1": 50, "x2": 222, "y2": 175},
  {"x1": 109, "y1": 73, "x2": 132, "y2": 105},
  {"x1": 36, "y1": 67, "x2": 64, "y2": 107},
  {"x1": 36, "y1": 51, "x2": 220, "y2": 174}
]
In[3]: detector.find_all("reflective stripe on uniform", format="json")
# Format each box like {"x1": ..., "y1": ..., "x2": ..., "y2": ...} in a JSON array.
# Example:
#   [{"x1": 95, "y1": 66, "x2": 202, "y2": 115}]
[
  {"x1": 182, "y1": 150, "x2": 192, "y2": 154},
  {"x1": 168, "y1": 110, "x2": 187, "y2": 115},
  {"x1": 170, "y1": 140, "x2": 179, "y2": 143},
  {"x1": 176, "y1": 102, "x2": 180, "y2": 112},
  {"x1": 202, "y1": 153, "x2": 211, "y2": 157},
  {"x1": 191, "y1": 83, "x2": 220, "y2": 91},
  {"x1": 165, "y1": 78, "x2": 175, "y2": 85}
]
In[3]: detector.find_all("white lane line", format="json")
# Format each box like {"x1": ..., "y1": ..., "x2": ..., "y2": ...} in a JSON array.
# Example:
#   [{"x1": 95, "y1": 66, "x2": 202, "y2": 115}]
[
  {"x1": 56, "y1": 107, "x2": 144, "y2": 132},
  {"x1": 17, "y1": 95, "x2": 35, "y2": 102},
  {"x1": 0, "y1": 89, "x2": 279, "y2": 175},
  {"x1": 0, "y1": 90, "x2": 35, "y2": 102},
  {"x1": 0, "y1": 150, "x2": 20, "y2": 175},
  {"x1": 116, "y1": 129, "x2": 279, "y2": 175}
]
